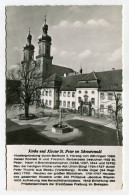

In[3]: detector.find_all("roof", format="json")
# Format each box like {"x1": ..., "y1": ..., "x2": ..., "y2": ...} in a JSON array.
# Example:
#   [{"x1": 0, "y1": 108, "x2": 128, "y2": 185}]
[
  {"x1": 96, "y1": 69, "x2": 122, "y2": 91},
  {"x1": 79, "y1": 71, "x2": 97, "y2": 81},
  {"x1": 43, "y1": 69, "x2": 122, "y2": 91},
  {"x1": 42, "y1": 73, "x2": 62, "y2": 88},
  {"x1": 60, "y1": 74, "x2": 85, "y2": 91},
  {"x1": 60, "y1": 69, "x2": 122, "y2": 91},
  {"x1": 51, "y1": 64, "x2": 74, "y2": 76},
  {"x1": 76, "y1": 80, "x2": 99, "y2": 88},
  {"x1": 45, "y1": 73, "x2": 62, "y2": 82}
]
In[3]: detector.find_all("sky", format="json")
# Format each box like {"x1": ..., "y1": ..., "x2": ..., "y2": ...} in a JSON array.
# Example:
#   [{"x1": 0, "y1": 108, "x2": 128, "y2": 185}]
[{"x1": 6, "y1": 6, "x2": 122, "y2": 73}]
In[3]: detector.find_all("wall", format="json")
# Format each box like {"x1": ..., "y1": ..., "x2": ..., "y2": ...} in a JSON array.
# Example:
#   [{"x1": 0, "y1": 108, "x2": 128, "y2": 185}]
[
  {"x1": 76, "y1": 88, "x2": 99, "y2": 111},
  {"x1": 41, "y1": 88, "x2": 55, "y2": 109},
  {"x1": 59, "y1": 91, "x2": 76, "y2": 109},
  {"x1": 98, "y1": 91, "x2": 122, "y2": 116}
]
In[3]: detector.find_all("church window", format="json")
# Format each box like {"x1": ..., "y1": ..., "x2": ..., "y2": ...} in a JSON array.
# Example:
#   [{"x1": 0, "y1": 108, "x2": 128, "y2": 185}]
[
  {"x1": 85, "y1": 91, "x2": 88, "y2": 94},
  {"x1": 91, "y1": 91, "x2": 95, "y2": 94},
  {"x1": 79, "y1": 91, "x2": 81, "y2": 94},
  {"x1": 39, "y1": 44, "x2": 41, "y2": 54}
]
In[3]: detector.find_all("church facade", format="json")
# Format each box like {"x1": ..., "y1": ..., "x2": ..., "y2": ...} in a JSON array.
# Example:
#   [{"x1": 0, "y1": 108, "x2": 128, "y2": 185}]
[{"x1": 21, "y1": 19, "x2": 122, "y2": 117}]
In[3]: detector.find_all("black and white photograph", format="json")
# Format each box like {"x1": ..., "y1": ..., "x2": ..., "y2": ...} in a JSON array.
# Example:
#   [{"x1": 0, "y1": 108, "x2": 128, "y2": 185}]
[{"x1": 6, "y1": 6, "x2": 122, "y2": 146}]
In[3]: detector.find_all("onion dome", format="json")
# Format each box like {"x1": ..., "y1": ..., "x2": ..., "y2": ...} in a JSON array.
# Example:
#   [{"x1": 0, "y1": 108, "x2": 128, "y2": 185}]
[
  {"x1": 24, "y1": 28, "x2": 35, "y2": 50},
  {"x1": 38, "y1": 15, "x2": 52, "y2": 42}
]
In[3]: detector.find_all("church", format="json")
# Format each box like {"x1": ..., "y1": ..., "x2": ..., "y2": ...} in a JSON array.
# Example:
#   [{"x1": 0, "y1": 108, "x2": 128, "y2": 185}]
[
  {"x1": 21, "y1": 18, "x2": 122, "y2": 116},
  {"x1": 21, "y1": 17, "x2": 74, "y2": 85}
]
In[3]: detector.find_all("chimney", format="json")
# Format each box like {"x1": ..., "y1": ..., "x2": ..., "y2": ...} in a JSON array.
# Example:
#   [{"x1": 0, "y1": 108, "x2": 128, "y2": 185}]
[{"x1": 80, "y1": 68, "x2": 82, "y2": 74}]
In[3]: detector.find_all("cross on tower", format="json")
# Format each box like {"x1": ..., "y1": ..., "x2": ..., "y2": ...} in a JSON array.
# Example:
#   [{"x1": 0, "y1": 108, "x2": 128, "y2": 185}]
[{"x1": 44, "y1": 14, "x2": 46, "y2": 24}]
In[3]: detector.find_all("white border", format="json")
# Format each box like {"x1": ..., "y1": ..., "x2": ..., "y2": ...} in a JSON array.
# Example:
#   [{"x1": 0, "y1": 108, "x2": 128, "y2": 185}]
[{"x1": 0, "y1": 0, "x2": 129, "y2": 194}]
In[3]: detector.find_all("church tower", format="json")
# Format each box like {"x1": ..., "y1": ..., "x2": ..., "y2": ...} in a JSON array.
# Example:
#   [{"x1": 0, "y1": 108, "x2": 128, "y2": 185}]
[
  {"x1": 36, "y1": 15, "x2": 53, "y2": 83},
  {"x1": 22, "y1": 29, "x2": 35, "y2": 64}
]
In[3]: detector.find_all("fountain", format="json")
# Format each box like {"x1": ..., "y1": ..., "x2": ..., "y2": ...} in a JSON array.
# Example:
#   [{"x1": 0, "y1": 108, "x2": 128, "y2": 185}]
[{"x1": 52, "y1": 108, "x2": 73, "y2": 134}]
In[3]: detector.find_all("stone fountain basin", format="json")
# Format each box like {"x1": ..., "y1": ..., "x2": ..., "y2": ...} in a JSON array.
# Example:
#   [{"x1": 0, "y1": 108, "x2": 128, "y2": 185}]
[{"x1": 52, "y1": 124, "x2": 73, "y2": 134}]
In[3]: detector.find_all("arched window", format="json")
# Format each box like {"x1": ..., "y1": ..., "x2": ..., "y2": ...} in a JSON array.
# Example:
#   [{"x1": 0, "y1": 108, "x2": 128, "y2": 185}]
[
  {"x1": 68, "y1": 92, "x2": 70, "y2": 97},
  {"x1": 100, "y1": 92, "x2": 105, "y2": 100},
  {"x1": 78, "y1": 97, "x2": 81, "y2": 103},
  {"x1": 49, "y1": 100, "x2": 51, "y2": 106},
  {"x1": 46, "y1": 91, "x2": 48, "y2": 96},
  {"x1": 67, "y1": 101, "x2": 70, "y2": 107},
  {"x1": 63, "y1": 101, "x2": 66, "y2": 107},
  {"x1": 84, "y1": 95, "x2": 88, "y2": 103},
  {"x1": 72, "y1": 101, "x2": 75, "y2": 108},
  {"x1": 63, "y1": 92, "x2": 66, "y2": 97},
  {"x1": 108, "y1": 93, "x2": 113, "y2": 100},
  {"x1": 91, "y1": 98, "x2": 95, "y2": 105},
  {"x1": 91, "y1": 91, "x2": 95, "y2": 94},
  {"x1": 49, "y1": 90, "x2": 52, "y2": 96},
  {"x1": 78, "y1": 91, "x2": 81, "y2": 94},
  {"x1": 72, "y1": 92, "x2": 75, "y2": 97}
]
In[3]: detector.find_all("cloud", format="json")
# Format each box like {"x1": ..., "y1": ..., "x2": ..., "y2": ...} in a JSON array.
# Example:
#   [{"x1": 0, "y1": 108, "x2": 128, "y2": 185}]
[
  {"x1": 52, "y1": 18, "x2": 110, "y2": 30},
  {"x1": 78, "y1": 49, "x2": 92, "y2": 59},
  {"x1": 87, "y1": 19, "x2": 110, "y2": 28},
  {"x1": 59, "y1": 50, "x2": 76, "y2": 57},
  {"x1": 73, "y1": 21, "x2": 83, "y2": 27},
  {"x1": 59, "y1": 20, "x2": 70, "y2": 27},
  {"x1": 107, "y1": 48, "x2": 122, "y2": 62}
]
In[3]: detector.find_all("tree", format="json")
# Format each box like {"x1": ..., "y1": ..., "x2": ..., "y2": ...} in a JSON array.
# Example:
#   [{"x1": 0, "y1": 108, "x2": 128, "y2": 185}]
[
  {"x1": 7, "y1": 60, "x2": 41, "y2": 119},
  {"x1": 99, "y1": 76, "x2": 122, "y2": 145}
]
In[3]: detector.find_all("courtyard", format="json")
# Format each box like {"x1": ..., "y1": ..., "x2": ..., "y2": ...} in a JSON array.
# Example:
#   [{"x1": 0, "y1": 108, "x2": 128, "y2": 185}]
[{"x1": 6, "y1": 105, "x2": 122, "y2": 146}]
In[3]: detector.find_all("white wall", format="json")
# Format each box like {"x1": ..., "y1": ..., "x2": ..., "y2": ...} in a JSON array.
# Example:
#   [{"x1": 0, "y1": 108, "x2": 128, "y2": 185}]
[
  {"x1": 41, "y1": 88, "x2": 55, "y2": 109},
  {"x1": 76, "y1": 88, "x2": 99, "y2": 110},
  {"x1": 99, "y1": 91, "x2": 122, "y2": 115},
  {"x1": 59, "y1": 91, "x2": 76, "y2": 109}
]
